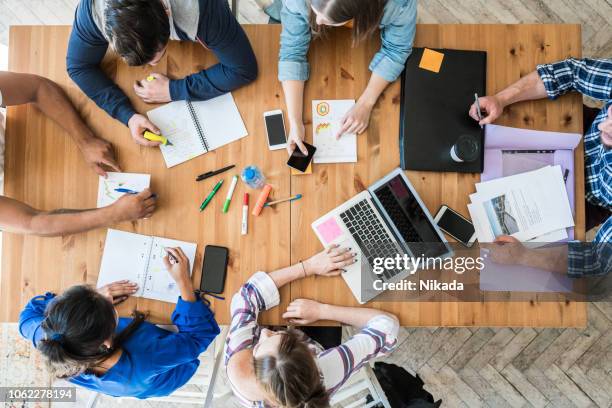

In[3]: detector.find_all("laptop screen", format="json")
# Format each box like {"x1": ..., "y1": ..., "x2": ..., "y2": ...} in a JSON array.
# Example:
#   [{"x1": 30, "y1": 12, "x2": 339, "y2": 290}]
[{"x1": 371, "y1": 174, "x2": 447, "y2": 257}]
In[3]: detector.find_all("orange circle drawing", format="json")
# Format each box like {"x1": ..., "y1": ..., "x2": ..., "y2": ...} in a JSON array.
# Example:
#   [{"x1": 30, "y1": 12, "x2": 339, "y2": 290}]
[{"x1": 316, "y1": 102, "x2": 330, "y2": 116}]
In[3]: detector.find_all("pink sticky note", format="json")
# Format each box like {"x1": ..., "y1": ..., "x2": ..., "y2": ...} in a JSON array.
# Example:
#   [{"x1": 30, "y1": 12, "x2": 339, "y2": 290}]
[{"x1": 316, "y1": 217, "x2": 343, "y2": 244}]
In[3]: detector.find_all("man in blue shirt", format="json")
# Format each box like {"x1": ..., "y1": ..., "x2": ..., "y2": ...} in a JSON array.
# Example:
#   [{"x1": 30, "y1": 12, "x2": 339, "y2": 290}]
[
  {"x1": 67, "y1": 0, "x2": 258, "y2": 147},
  {"x1": 473, "y1": 58, "x2": 611, "y2": 277}
]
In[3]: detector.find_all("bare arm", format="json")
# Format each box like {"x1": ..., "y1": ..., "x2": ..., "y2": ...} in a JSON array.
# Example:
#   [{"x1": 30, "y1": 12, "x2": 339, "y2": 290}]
[
  {"x1": 469, "y1": 70, "x2": 548, "y2": 125},
  {"x1": 281, "y1": 79, "x2": 308, "y2": 155},
  {"x1": 0, "y1": 190, "x2": 156, "y2": 237},
  {"x1": 319, "y1": 303, "x2": 397, "y2": 329},
  {"x1": 0, "y1": 71, "x2": 120, "y2": 176}
]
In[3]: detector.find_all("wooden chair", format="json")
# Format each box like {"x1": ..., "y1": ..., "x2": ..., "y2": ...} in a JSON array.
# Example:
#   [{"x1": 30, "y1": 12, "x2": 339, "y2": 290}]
[{"x1": 330, "y1": 364, "x2": 392, "y2": 408}]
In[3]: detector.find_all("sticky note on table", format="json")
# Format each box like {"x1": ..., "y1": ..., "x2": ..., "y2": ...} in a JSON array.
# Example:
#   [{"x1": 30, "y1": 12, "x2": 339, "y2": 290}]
[
  {"x1": 291, "y1": 162, "x2": 312, "y2": 175},
  {"x1": 316, "y1": 217, "x2": 343, "y2": 244},
  {"x1": 419, "y1": 48, "x2": 445, "y2": 73}
]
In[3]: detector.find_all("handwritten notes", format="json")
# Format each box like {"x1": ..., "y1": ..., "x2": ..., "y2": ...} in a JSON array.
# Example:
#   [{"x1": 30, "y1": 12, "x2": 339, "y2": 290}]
[
  {"x1": 312, "y1": 100, "x2": 357, "y2": 163},
  {"x1": 97, "y1": 172, "x2": 150, "y2": 208}
]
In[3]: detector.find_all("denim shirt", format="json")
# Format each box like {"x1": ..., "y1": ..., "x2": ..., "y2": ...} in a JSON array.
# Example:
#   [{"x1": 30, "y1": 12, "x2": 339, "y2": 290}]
[{"x1": 278, "y1": 0, "x2": 417, "y2": 83}]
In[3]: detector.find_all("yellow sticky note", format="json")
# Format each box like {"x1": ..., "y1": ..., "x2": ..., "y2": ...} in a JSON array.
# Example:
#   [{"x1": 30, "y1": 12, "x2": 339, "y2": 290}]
[
  {"x1": 419, "y1": 48, "x2": 445, "y2": 73},
  {"x1": 291, "y1": 162, "x2": 312, "y2": 175}
]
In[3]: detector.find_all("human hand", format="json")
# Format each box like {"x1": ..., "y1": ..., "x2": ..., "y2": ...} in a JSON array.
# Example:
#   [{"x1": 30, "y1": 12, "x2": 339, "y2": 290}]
[
  {"x1": 469, "y1": 95, "x2": 505, "y2": 126},
  {"x1": 335, "y1": 100, "x2": 373, "y2": 139},
  {"x1": 97, "y1": 280, "x2": 139, "y2": 305},
  {"x1": 127, "y1": 114, "x2": 162, "y2": 147},
  {"x1": 78, "y1": 137, "x2": 121, "y2": 177},
  {"x1": 598, "y1": 106, "x2": 612, "y2": 148},
  {"x1": 282, "y1": 298, "x2": 325, "y2": 325},
  {"x1": 302, "y1": 244, "x2": 356, "y2": 277},
  {"x1": 286, "y1": 121, "x2": 307, "y2": 155},
  {"x1": 488, "y1": 235, "x2": 527, "y2": 265},
  {"x1": 162, "y1": 247, "x2": 191, "y2": 286},
  {"x1": 110, "y1": 188, "x2": 157, "y2": 222},
  {"x1": 134, "y1": 73, "x2": 171, "y2": 104}
]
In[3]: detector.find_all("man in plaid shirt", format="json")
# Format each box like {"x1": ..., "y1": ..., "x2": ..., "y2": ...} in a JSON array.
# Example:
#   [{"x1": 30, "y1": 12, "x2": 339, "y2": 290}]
[{"x1": 470, "y1": 58, "x2": 611, "y2": 277}]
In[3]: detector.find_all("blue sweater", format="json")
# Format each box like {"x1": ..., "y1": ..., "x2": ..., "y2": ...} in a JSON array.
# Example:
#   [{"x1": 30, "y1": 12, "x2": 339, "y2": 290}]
[
  {"x1": 19, "y1": 292, "x2": 220, "y2": 399},
  {"x1": 66, "y1": 0, "x2": 258, "y2": 125}
]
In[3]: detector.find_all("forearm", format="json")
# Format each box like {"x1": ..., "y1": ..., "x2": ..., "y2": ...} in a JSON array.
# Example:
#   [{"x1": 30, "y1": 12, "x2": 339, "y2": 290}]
[
  {"x1": 269, "y1": 262, "x2": 306, "y2": 289},
  {"x1": 178, "y1": 279, "x2": 197, "y2": 302},
  {"x1": 281, "y1": 80, "x2": 305, "y2": 125},
  {"x1": 495, "y1": 71, "x2": 548, "y2": 107},
  {"x1": 518, "y1": 247, "x2": 568, "y2": 274},
  {"x1": 318, "y1": 304, "x2": 397, "y2": 328},
  {"x1": 28, "y1": 206, "x2": 119, "y2": 237},
  {"x1": 33, "y1": 78, "x2": 96, "y2": 146},
  {"x1": 359, "y1": 73, "x2": 390, "y2": 108}
]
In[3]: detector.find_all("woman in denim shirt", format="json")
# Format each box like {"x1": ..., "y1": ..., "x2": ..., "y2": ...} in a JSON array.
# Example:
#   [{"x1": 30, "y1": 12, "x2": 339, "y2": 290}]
[{"x1": 278, "y1": 0, "x2": 417, "y2": 155}]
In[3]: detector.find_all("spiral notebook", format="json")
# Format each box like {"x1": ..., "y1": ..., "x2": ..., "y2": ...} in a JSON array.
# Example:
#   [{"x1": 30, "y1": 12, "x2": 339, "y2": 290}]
[
  {"x1": 147, "y1": 93, "x2": 248, "y2": 168},
  {"x1": 96, "y1": 229, "x2": 197, "y2": 303}
]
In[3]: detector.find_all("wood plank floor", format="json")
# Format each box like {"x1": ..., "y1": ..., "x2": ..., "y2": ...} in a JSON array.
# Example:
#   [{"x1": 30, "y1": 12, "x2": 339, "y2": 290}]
[{"x1": 0, "y1": 1, "x2": 610, "y2": 407}]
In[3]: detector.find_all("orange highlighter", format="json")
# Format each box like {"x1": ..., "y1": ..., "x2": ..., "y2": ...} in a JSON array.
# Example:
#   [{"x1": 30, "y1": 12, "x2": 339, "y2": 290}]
[{"x1": 252, "y1": 184, "x2": 272, "y2": 216}]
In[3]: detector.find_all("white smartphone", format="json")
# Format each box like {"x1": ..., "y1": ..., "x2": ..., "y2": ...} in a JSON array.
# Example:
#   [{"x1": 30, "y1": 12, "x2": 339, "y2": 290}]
[
  {"x1": 263, "y1": 110, "x2": 287, "y2": 150},
  {"x1": 434, "y1": 205, "x2": 477, "y2": 247}
]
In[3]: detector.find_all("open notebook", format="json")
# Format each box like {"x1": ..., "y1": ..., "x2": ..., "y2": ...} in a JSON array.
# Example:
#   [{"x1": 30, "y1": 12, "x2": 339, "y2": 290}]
[
  {"x1": 147, "y1": 93, "x2": 248, "y2": 168},
  {"x1": 97, "y1": 229, "x2": 197, "y2": 303}
]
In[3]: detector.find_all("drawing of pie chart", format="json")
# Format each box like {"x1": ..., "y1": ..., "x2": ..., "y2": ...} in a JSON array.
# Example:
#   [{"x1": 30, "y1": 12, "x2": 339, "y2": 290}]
[{"x1": 316, "y1": 102, "x2": 330, "y2": 116}]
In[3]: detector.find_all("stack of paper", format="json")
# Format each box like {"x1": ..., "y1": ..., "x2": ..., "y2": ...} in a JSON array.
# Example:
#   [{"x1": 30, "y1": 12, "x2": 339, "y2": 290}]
[
  {"x1": 312, "y1": 100, "x2": 357, "y2": 163},
  {"x1": 467, "y1": 165, "x2": 574, "y2": 243}
]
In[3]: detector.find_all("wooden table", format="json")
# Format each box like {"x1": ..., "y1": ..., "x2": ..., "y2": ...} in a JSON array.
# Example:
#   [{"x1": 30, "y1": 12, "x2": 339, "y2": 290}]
[{"x1": 1, "y1": 24, "x2": 586, "y2": 327}]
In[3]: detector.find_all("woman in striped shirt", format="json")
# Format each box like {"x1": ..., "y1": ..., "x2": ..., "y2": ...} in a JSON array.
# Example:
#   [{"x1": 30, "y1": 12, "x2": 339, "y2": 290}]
[{"x1": 224, "y1": 245, "x2": 400, "y2": 407}]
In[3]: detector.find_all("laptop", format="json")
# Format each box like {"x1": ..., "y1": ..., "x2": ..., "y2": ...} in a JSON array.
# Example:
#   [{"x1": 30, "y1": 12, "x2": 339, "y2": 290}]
[{"x1": 311, "y1": 168, "x2": 451, "y2": 303}]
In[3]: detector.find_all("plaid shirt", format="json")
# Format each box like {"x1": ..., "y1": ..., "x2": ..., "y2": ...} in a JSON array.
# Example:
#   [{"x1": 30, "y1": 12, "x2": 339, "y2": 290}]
[
  {"x1": 537, "y1": 58, "x2": 612, "y2": 276},
  {"x1": 224, "y1": 272, "x2": 399, "y2": 407}
]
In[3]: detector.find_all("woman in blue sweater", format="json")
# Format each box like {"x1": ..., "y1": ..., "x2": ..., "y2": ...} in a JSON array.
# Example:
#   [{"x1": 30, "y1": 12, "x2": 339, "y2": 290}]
[{"x1": 18, "y1": 247, "x2": 220, "y2": 398}]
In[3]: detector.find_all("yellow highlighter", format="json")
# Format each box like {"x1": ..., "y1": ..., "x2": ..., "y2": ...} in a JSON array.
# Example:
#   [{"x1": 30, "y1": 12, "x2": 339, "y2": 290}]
[
  {"x1": 143, "y1": 130, "x2": 173, "y2": 146},
  {"x1": 146, "y1": 75, "x2": 155, "y2": 82}
]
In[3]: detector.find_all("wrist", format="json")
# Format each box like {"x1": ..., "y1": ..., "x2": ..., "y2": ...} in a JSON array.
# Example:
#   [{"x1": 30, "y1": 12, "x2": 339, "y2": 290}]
[
  {"x1": 494, "y1": 89, "x2": 516, "y2": 109},
  {"x1": 302, "y1": 258, "x2": 315, "y2": 276},
  {"x1": 102, "y1": 204, "x2": 123, "y2": 225},
  {"x1": 317, "y1": 303, "x2": 333, "y2": 320},
  {"x1": 358, "y1": 93, "x2": 377, "y2": 109}
]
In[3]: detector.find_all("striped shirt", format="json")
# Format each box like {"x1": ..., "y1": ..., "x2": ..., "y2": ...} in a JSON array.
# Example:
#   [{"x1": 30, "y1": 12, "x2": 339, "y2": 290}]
[
  {"x1": 224, "y1": 272, "x2": 399, "y2": 407},
  {"x1": 536, "y1": 58, "x2": 612, "y2": 276}
]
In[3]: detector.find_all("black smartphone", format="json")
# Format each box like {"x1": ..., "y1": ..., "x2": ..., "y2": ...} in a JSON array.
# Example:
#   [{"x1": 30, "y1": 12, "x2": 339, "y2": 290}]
[
  {"x1": 434, "y1": 205, "x2": 477, "y2": 247},
  {"x1": 287, "y1": 141, "x2": 317, "y2": 172},
  {"x1": 200, "y1": 245, "x2": 229, "y2": 294}
]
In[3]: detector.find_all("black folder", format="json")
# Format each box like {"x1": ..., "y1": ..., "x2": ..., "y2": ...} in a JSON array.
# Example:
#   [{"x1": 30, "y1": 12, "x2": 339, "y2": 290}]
[{"x1": 399, "y1": 48, "x2": 487, "y2": 173}]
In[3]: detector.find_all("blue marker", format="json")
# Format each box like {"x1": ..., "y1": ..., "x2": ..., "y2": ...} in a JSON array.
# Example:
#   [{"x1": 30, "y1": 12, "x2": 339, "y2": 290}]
[{"x1": 114, "y1": 188, "x2": 157, "y2": 199}]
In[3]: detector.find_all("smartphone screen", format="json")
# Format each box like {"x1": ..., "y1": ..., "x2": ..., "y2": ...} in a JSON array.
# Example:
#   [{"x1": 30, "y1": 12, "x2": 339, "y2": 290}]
[
  {"x1": 265, "y1": 113, "x2": 287, "y2": 147},
  {"x1": 437, "y1": 208, "x2": 475, "y2": 244},
  {"x1": 200, "y1": 245, "x2": 229, "y2": 294},
  {"x1": 287, "y1": 142, "x2": 317, "y2": 172}
]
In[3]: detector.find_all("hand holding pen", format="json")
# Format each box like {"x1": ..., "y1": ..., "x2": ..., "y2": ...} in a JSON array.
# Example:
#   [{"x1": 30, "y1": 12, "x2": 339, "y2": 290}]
[
  {"x1": 469, "y1": 94, "x2": 505, "y2": 126},
  {"x1": 111, "y1": 188, "x2": 157, "y2": 221}
]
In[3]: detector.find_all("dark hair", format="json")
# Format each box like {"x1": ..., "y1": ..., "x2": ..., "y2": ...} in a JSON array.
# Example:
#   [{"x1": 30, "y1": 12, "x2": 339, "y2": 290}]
[
  {"x1": 38, "y1": 285, "x2": 145, "y2": 378},
  {"x1": 253, "y1": 330, "x2": 330, "y2": 408},
  {"x1": 104, "y1": 0, "x2": 170, "y2": 66},
  {"x1": 309, "y1": 0, "x2": 387, "y2": 44}
]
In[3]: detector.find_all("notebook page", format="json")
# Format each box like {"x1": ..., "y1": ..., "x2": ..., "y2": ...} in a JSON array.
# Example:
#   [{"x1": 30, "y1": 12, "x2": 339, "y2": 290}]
[
  {"x1": 312, "y1": 100, "x2": 357, "y2": 163},
  {"x1": 97, "y1": 172, "x2": 151, "y2": 208},
  {"x1": 192, "y1": 93, "x2": 248, "y2": 151},
  {"x1": 147, "y1": 101, "x2": 205, "y2": 168},
  {"x1": 142, "y1": 237, "x2": 197, "y2": 303},
  {"x1": 97, "y1": 229, "x2": 153, "y2": 296}
]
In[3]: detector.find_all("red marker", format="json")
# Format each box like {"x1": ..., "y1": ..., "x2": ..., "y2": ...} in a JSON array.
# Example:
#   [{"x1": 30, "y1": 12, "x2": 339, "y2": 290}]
[{"x1": 241, "y1": 193, "x2": 249, "y2": 235}]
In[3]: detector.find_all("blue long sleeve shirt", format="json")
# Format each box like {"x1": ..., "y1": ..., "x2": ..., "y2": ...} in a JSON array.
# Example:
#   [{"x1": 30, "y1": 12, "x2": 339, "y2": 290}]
[
  {"x1": 19, "y1": 292, "x2": 220, "y2": 399},
  {"x1": 66, "y1": 0, "x2": 258, "y2": 125}
]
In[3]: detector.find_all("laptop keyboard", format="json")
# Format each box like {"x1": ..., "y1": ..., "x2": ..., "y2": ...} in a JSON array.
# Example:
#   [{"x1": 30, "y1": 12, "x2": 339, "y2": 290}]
[
  {"x1": 374, "y1": 185, "x2": 423, "y2": 243},
  {"x1": 340, "y1": 199, "x2": 406, "y2": 281}
]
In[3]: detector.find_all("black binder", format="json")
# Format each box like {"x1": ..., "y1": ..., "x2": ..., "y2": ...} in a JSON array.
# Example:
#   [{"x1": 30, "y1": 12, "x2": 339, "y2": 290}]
[{"x1": 399, "y1": 48, "x2": 487, "y2": 173}]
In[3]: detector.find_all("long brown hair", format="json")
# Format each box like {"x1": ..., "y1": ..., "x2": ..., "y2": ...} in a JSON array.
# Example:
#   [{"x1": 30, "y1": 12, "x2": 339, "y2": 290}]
[
  {"x1": 309, "y1": 0, "x2": 387, "y2": 44},
  {"x1": 253, "y1": 329, "x2": 329, "y2": 408}
]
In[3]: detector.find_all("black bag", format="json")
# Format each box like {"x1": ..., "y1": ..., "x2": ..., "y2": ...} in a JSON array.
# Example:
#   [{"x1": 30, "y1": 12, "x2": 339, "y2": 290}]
[{"x1": 373, "y1": 362, "x2": 442, "y2": 408}]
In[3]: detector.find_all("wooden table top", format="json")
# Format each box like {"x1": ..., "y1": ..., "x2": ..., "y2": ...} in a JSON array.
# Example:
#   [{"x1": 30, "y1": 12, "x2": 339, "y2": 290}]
[{"x1": 1, "y1": 24, "x2": 586, "y2": 327}]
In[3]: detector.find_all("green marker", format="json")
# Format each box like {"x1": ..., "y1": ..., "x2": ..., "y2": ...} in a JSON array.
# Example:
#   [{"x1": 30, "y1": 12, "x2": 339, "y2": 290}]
[
  {"x1": 223, "y1": 175, "x2": 238, "y2": 213},
  {"x1": 199, "y1": 179, "x2": 224, "y2": 212}
]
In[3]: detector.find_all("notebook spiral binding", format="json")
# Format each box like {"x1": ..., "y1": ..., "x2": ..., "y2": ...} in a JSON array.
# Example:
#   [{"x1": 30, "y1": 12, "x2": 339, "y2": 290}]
[{"x1": 187, "y1": 101, "x2": 209, "y2": 152}]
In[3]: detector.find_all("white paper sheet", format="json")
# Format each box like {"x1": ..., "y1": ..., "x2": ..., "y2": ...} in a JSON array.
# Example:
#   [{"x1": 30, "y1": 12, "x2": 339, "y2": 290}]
[
  {"x1": 97, "y1": 230, "x2": 197, "y2": 303},
  {"x1": 147, "y1": 93, "x2": 248, "y2": 168},
  {"x1": 312, "y1": 100, "x2": 357, "y2": 163},
  {"x1": 468, "y1": 166, "x2": 574, "y2": 242},
  {"x1": 97, "y1": 172, "x2": 151, "y2": 208}
]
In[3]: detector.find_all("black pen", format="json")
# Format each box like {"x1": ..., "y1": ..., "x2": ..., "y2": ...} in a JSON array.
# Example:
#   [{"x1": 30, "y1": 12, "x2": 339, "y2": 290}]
[
  {"x1": 196, "y1": 165, "x2": 235, "y2": 181},
  {"x1": 563, "y1": 168, "x2": 570, "y2": 183}
]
